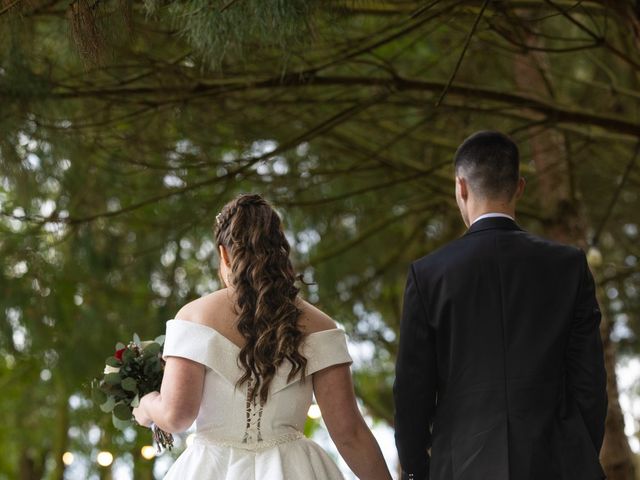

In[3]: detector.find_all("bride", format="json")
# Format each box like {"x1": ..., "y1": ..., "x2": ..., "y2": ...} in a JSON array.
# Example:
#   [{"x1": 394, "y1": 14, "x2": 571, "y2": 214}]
[{"x1": 133, "y1": 193, "x2": 392, "y2": 480}]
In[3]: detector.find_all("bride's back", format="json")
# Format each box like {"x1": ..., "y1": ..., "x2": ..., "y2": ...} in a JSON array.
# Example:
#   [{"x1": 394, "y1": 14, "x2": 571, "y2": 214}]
[
  {"x1": 158, "y1": 194, "x2": 389, "y2": 480},
  {"x1": 174, "y1": 288, "x2": 339, "y2": 350},
  {"x1": 163, "y1": 193, "x2": 350, "y2": 446}
]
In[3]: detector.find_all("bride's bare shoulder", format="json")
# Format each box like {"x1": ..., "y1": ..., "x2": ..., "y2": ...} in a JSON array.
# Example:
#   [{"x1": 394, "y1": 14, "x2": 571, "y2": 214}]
[
  {"x1": 174, "y1": 289, "x2": 235, "y2": 327},
  {"x1": 296, "y1": 297, "x2": 338, "y2": 334}
]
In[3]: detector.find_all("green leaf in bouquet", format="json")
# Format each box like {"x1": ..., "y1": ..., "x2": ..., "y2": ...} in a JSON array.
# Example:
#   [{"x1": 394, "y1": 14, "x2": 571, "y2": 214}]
[
  {"x1": 121, "y1": 377, "x2": 138, "y2": 392},
  {"x1": 113, "y1": 402, "x2": 132, "y2": 421},
  {"x1": 144, "y1": 359, "x2": 162, "y2": 376},
  {"x1": 133, "y1": 332, "x2": 141, "y2": 345},
  {"x1": 154, "y1": 335, "x2": 165, "y2": 345},
  {"x1": 104, "y1": 372, "x2": 121, "y2": 385},
  {"x1": 122, "y1": 348, "x2": 135, "y2": 363},
  {"x1": 100, "y1": 396, "x2": 116, "y2": 413},
  {"x1": 112, "y1": 413, "x2": 131, "y2": 431},
  {"x1": 131, "y1": 394, "x2": 140, "y2": 408},
  {"x1": 110, "y1": 388, "x2": 125, "y2": 398},
  {"x1": 92, "y1": 386, "x2": 107, "y2": 405},
  {"x1": 105, "y1": 356, "x2": 121, "y2": 367},
  {"x1": 115, "y1": 342, "x2": 126, "y2": 350},
  {"x1": 142, "y1": 342, "x2": 161, "y2": 356}
]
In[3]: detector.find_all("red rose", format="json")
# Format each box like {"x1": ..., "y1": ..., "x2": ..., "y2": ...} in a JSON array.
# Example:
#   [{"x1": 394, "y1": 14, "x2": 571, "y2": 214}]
[{"x1": 114, "y1": 348, "x2": 125, "y2": 361}]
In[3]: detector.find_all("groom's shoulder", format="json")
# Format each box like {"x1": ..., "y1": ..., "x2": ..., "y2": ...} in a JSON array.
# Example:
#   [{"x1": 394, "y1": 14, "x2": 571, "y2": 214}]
[
  {"x1": 411, "y1": 236, "x2": 469, "y2": 272},
  {"x1": 410, "y1": 228, "x2": 586, "y2": 273},
  {"x1": 518, "y1": 229, "x2": 585, "y2": 259}
]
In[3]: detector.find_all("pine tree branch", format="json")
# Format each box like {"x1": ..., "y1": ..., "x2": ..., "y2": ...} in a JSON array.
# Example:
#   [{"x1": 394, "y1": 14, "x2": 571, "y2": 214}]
[
  {"x1": 3, "y1": 92, "x2": 390, "y2": 227},
  {"x1": 544, "y1": 0, "x2": 640, "y2": 71},
  {"x1": 24, "y1": 72, "x2": 639, "y2": 137},
  {"x1": 591, "y1": 140, "x2": 640, "y2": 246},
  {"x1": 436, "y1": 0, "x2": 489, "y2": 107},
  {"x1": 329, "y1": 0, "x2": 607, "y2": 16},
  {"x1": 220, "y1": 0, "x2": 242, "y2": 12},
  {"x1": 305, "y1": 201, "x2": 438, "y2": 266},
  {"x1": 0, "y1": 0, "x2": 20, "y2": 15}
]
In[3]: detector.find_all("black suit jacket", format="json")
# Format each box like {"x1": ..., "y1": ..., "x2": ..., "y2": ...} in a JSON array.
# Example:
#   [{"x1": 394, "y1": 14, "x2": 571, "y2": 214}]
[{"x1": 393, "y1": 217, "x2": 607, "y2": 480}]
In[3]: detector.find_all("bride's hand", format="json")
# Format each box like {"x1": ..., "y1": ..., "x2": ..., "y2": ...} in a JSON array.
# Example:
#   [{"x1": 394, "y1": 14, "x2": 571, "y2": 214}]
[{"x1": 133, "y1": 392, "x2": 160, "y2": 428}]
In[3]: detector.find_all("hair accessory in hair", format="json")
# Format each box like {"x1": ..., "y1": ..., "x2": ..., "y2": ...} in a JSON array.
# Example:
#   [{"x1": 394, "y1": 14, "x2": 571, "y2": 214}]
[{"x1": 215, "y1": 212, "x2": 223, "y2": 226}]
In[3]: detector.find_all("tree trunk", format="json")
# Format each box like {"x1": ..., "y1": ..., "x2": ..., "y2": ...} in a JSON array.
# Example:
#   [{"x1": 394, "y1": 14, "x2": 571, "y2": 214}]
[
  {"x1": 513, "y1": 24, "x2": 637, "y2": 480},
  {"x1": 99, "y1": 466, "x2": 113, "y2": 480},
  {"x1": 19, "y1": 448, "x2": 46, "y2": 480},
  {"x1": 99, "y1": 430, "x2": 114, "y2": 480},
  {"x1": 132, "y1": 445, "x2": 155, "y2": 480},
  {"x1": 50, "y1": 379, "x2": 69, "y2": 480}
]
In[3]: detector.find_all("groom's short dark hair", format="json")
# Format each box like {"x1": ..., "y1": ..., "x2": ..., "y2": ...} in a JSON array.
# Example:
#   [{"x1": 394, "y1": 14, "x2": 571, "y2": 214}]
[{"x1": 454, "y1": 131, "x2": 520, "y2": 200}]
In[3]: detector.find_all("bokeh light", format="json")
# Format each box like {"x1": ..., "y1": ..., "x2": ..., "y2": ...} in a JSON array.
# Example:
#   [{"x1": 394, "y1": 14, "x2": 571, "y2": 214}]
[
  {"x1": 140, "y1": 446, "x2": 156, "y2": 460},
  {"x1": 96, "y1": 451, "x2": 113, "y2": 467},
  {"x1": 307, "y1": 404, "x2": 322, "y2": 419}
]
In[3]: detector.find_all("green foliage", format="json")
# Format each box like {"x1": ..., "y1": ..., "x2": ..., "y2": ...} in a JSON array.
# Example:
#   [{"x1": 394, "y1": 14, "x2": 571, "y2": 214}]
[{"x1": 145, "y1": 0, "x2": 319, "y2": 67}]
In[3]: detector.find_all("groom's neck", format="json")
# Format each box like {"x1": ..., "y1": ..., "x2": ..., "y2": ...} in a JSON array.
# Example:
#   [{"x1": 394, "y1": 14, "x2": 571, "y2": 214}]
[{"x1": 467, "y1": 198, "x2": 517, "y2": 225}]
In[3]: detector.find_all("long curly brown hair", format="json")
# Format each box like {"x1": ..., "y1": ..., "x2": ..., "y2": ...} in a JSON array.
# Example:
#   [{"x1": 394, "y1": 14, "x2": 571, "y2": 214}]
[{"x1": 214, "y1": 193, "x2": 307, "y2": 404}]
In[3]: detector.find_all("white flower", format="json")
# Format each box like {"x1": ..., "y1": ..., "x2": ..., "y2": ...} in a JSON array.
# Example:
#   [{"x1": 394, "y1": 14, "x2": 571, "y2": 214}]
[{"x1": 104, "y1": 365, "x2": 120, "y2": 374}]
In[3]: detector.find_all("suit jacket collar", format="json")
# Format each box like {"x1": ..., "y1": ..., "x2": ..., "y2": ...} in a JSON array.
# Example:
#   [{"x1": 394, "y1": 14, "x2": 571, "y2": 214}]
[{"x1": 464, "y1": 216, "x2": 523, "y2": 236}]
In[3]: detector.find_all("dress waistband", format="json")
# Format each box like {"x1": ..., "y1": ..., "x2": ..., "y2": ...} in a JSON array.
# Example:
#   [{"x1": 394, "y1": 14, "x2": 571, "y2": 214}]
[{"x1": 191, "y1": 430, "x2": 305, "y2": 452}]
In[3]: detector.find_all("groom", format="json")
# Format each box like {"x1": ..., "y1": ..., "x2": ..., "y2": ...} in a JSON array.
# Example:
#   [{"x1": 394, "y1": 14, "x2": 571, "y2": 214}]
[{"x1": 393, "y1": 131, "x2": 607, "y2": 480}]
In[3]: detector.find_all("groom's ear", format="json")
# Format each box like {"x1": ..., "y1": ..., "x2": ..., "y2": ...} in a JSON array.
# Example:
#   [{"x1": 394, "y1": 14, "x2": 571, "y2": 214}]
[
  {"x1": 514, "y1": 177, "x2": 526, "y2": 200},
  {"x1": 456, "y1": 176, "x2": 469, "y2": 201}
]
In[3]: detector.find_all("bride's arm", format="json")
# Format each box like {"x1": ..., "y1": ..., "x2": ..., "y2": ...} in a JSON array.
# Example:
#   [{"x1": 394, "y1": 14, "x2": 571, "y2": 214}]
[
  {"x1": 314, "y1": 364, "x2": 392, "y2": 480},
  {"x1": 133, "y1": 356, "x2": 205, "y2": 433}
]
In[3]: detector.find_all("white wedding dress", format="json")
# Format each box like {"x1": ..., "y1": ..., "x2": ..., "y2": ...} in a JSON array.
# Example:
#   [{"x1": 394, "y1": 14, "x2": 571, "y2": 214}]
[{"x1": 160, "y1": 318, "x2": 353, "y2": 480}]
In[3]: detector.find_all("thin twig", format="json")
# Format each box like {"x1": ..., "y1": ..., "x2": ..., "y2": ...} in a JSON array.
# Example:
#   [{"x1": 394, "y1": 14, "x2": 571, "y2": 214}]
[
  {"x1": 591, "y1": 140, "x2": 640, "y2": 246},
  {"x1": 544, "y1": 0, "x2": 640, "y2": 71},
  {"x1": 220, "y1": 0, "x2": 242, "y2": 13},
  {"x1": 436, "y1": 0, "x2": 490, "y2": 107},
  {"x1": 0, "y1": 0, "x2": 21, "y2": 15},
  {"x1": 410, "y1": 0, "x2": 441, "y2": 19},
  {"x1": 3, "y1": 92, "x2": 389, "y2": 227}
]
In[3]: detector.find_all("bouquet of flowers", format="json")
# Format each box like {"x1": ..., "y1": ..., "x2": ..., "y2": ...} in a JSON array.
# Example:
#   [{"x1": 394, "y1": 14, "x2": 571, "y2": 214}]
[{"x1": 91, "y1": 333, "x2": 174, "y2": 452}]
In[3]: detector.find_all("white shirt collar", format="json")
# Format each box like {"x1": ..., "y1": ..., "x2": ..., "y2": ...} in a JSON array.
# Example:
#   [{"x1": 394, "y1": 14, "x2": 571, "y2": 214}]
[{"x1": 471, "y1": 212, "x2": 515, "y2": 225}]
